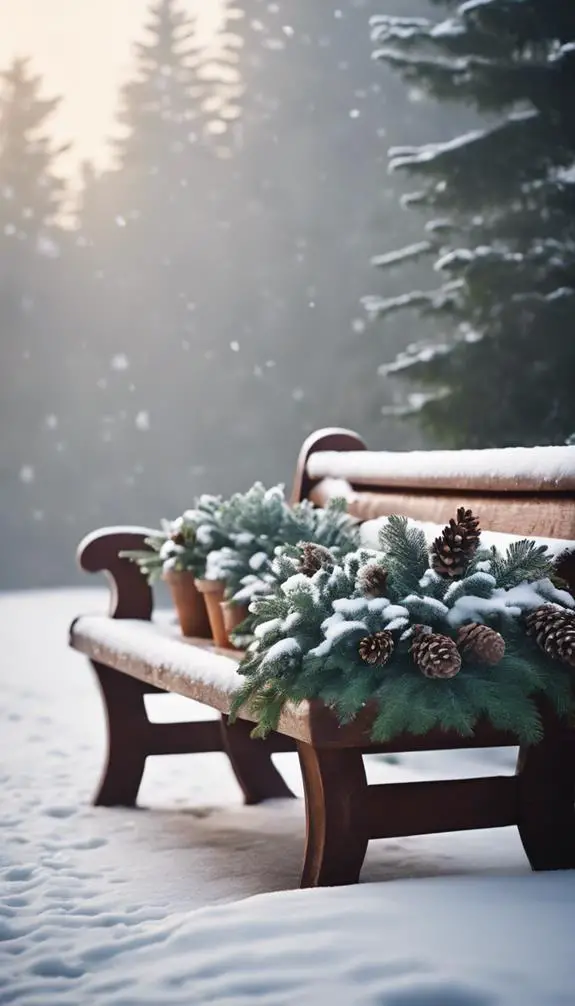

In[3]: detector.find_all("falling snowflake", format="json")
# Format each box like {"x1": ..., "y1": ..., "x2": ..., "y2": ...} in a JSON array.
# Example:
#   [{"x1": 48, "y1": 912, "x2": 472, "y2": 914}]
[
  {"x1": 110, "y1": 353, "x2": 129, "y2": 371},
  {"x1": 135, "y1": 411, "x2": 150, "y2": 431},
  {"x1": 37, "y1": 236, "x2": 61, "y2": 258},
  {"x1": 230, "y1": 341, "x2": 240, "y2": 352},
  {"x1": 19, "y1": 465, "x2": 35, "y2": 484}
]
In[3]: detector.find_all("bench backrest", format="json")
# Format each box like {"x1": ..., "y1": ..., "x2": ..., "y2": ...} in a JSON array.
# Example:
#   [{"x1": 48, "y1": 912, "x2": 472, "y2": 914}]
[{"x1": 291, "y1": 428, "x2": 575, "y2": 586}]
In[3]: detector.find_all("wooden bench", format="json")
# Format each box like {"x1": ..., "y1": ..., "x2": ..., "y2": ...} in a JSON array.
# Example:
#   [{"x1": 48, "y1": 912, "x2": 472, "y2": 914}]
[{"x1": 69, "y1": 428, "x2": 575, "y2": 887}]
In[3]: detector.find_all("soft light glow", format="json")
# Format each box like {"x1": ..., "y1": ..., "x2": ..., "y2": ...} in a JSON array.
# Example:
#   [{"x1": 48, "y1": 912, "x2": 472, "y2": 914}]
[{"x1": 0, "y1": 0, "x2": 225, "y2": 178}]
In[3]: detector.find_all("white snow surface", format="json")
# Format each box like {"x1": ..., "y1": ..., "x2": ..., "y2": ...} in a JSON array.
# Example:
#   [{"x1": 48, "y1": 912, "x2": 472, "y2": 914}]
[
  {"x1": 360, "y1": 516, "x2": 574, "y2": 557},
  {"x1": 307, "y1": 444, "x2": 575, "y2": 490},
  {"x1": 71, "y1": 614, "x2": 243, "y2": 695},
  {"x1": 2, "y1": 588, "x2": 575, "y2": 1005}
]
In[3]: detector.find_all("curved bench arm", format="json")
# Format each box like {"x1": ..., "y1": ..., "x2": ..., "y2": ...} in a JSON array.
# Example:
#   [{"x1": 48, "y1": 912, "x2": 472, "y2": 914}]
[
  {"x1": 291, "y1": 427, "x2": 366, "y2": 504},
  {"x1": 77, "y1": 525, "x2": 156, "y2": 620}
]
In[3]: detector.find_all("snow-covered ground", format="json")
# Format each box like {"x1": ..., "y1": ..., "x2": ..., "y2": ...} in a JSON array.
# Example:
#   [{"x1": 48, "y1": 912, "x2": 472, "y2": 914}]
[{"x1": 1, "y1": 588, "x2": 574, "y2": 1005}]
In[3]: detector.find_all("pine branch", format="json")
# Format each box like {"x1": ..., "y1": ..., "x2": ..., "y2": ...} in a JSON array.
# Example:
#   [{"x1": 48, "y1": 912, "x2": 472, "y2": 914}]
[
  {"x1": 378, "y1": 516, "x2": 430, "y2": 598},
  {"x1": 490, "y1": 540, "x2": 554, "y2": 588}
]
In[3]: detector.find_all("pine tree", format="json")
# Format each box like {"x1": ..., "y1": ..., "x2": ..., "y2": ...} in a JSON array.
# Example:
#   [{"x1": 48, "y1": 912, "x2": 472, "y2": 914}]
[
  {"x1": 0, "y1": 58, "x2": 78, "y2": 587},
  {"x1": 0, "y1": 58, "x2": 70, "y2": 459},
  {"x1": 99, "y1": 0, "x2": 218, "y2": 260},
  {"x1": 0, "y1": 58, "x2": 67, "y2": 240},
  {"x1": 74, "y1": 0, "x2": 232, "y2": 520},
  {"x1": 368, "y1": 3, "x2": 575, "y2": 447}
]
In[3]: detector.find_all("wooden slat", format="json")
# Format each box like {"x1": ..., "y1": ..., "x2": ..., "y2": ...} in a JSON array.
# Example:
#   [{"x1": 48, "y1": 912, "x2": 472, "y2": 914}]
[
  {"x1": 367, "y1": 776, "x2": 518, "y2": 839},
  {"x1": 310, "y1": 482, "x2": 575, "y2": 540},
  {"x1": 297, "y1": 701, "x2": 521, "y2": 749},
  {"x1": 146, "y1": 719, "x2": 223, "y2": 755}
]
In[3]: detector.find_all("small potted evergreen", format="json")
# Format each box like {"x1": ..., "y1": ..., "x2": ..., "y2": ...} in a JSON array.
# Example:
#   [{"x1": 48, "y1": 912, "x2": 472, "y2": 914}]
[
  {"x1": 120, "y1": 495, "x2": 231, "y2": 638},
  {"x1": 123, "y1": 483, "x2": 359, "y2": 649}
]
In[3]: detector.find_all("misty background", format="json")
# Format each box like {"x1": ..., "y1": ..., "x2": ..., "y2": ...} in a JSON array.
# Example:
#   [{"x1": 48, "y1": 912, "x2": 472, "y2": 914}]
[{"x1": 1, "y1": 0, "x2": 471, "y2": 589}]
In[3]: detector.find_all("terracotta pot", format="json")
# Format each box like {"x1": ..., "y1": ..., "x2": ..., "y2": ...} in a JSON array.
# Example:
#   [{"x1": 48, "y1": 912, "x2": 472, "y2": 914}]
[
  {"x1": 194, "y1": 578, "x2": 229, "y2": 647},
  {"x1": 221, "y1": 600, "x2": 250, "y2": 646},
  {"x1": 163, "y1": 569, "x2": 211, "y2": 638}
]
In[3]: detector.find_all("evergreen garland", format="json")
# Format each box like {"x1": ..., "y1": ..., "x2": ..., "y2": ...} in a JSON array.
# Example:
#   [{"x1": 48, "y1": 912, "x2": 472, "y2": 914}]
[{"x1": 231, "y1": 512, "x2": 575, "y2": 743}]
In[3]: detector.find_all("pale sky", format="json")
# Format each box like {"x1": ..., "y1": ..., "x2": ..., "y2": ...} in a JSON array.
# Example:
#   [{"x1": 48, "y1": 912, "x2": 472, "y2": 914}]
[{"x1": 0, "y1": 0, "x2": 225, "y2": 177}]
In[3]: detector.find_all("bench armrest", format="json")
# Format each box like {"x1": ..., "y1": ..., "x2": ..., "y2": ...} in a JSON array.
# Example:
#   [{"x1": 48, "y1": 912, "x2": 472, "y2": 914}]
[{"x1": 77, "y1": 525, "x2": 156, "y2": 620}]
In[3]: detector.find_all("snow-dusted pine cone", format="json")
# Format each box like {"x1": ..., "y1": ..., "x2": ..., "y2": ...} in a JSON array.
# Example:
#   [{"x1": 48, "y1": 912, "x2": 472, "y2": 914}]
[
  {"x1": 525, "y1": 604, "x2": 575, "y2": 668},
  {"x1": 457, "y1": 623, "x2": 505, "y2": 666},
  {"x1": 431, "y1": 507, "x2": 481, "y2": 579},
  {"x1": 357, "y1": 562, "x2": 388, "y2": 598},
  {"x1": 297, "y1": 542, "x2": 334, "y2": 577},
  {"x1": 358, "y1": 630, "x2": 395, "y2": 666},
  {"x1": 411, "y1": 629, "x2": 461, "y2": 679}
]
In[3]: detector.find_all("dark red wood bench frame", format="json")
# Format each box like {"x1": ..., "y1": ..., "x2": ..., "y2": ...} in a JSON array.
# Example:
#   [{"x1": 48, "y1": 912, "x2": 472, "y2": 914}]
[{"x1": 69, "y1": 428, "x2": 575, "y2": 886}]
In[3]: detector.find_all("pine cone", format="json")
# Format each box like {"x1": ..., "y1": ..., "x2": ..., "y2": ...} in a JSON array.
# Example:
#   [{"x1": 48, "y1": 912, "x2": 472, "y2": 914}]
[
  {"x1": 457, "y1": 622, "x2": 505, "y2": 666},
  {"x1": 358, "y1": 631, "x2": 395, "y2": 666},
  {"x1": 525, "y1": 604, "x2": 575, "y2": 668},
  {"x1": 431, "y1": 507, "x2": 481, "y2": 579},
  {"x1": 298, "y1": 542, "x2": 334, "y2": 577},
  {"x1": 411, "y1": 628, "x2": 461, "y2": 679},
  {"x1": 170, "y1": 530, "x2": 186, "y2": 546},
  {"x1": 357, "y1": 562, "x2": 388, "y2": 598}
]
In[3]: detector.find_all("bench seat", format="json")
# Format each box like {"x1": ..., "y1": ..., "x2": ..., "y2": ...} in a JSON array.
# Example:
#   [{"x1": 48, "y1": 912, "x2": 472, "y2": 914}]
[{"x1": 71, "y1": 615, "x2": 243, "y2": 710}]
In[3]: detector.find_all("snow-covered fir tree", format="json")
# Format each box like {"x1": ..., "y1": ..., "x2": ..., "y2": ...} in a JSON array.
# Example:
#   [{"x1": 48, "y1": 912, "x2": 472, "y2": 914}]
[
  {"x1": 0, "y1": 58, "x2": 70, "y2": 488},
  {"x1": 368, "y1": 1, "x2": 575, "y2": 447}
]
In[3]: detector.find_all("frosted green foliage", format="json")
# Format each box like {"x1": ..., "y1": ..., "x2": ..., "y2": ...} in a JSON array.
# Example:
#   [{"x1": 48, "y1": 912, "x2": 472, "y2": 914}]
[
  {"x1": 259, "y1": 638, "x2": 302, "y2": 675},
  {"x1": 443, "y1": 572, "x2": 497, "y2": 605},
  {"x1": 445, "y1": 578, "x2": 567, "y2": 629},
  {"x1": 253, "y1": 618, "x2": 283, "y2": 647},
  {"x1": 332, "y1": 597, "x2": 376, "y2": 619},
  {"x1": 322, "y1": 620, "x2": 368, "y2": 647},
  {"x1": 344, "y1": 548, "x2": 381, "y2": 582},
  {"x1": 402, "y1": 594, "x2": 449, "y2": 627},
  {"x1": 378, "y1": 516, "x2": 430, "y2": 598},
  {"x1": 490, "y1": 540, "x2": 554, "y2": 589},
  {"x1": 120, "y1": 493, "x2": 231, "y2": 581},
  {"x1": 534, "y1": 579, "x2": 575, "y2": 610},
  {"x1": 417, "y1": 567, "x2": 450, "y2": 600},
  {"x1": 222, "y1": 490, "x2": 358, "y2": 603},
  {"x1": 232, "y1": 513, "x2": 575, "y2": 743}
]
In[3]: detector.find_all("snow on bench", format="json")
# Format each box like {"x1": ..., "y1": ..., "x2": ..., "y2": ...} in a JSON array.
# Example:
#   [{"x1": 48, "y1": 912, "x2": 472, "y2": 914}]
[
  {"x1": 360, "y1": 517, "x2": 575, "y2": 558},
  {"x1": 307, "y1": 444, "x2": 575, "y2": 492},
  {"x1": 71, "y1": 615, "x2": 243, "y2": 709}
]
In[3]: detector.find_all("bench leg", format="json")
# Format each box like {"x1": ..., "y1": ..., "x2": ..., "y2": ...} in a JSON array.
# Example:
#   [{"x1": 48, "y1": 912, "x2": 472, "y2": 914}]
[
  {"x1": 220, "y1": 715, "x2": 296, "y2": 804},
  {"x1": 297, "y1": 743, "x2": 369, "y2": 887},
  {"x1": 91, "y1": 660, "x2": 150, "y2": 807},
  {"x1": 517, "y1": 725, "x2": 575, "y2": 871}
]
